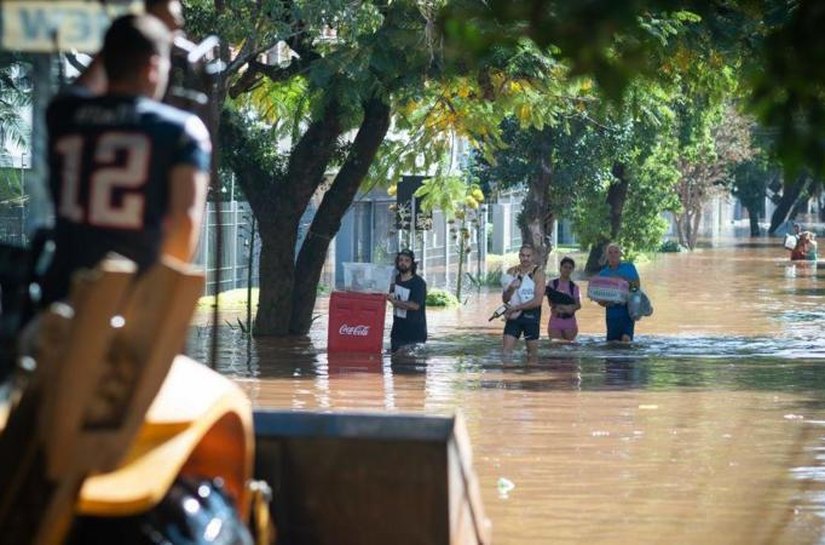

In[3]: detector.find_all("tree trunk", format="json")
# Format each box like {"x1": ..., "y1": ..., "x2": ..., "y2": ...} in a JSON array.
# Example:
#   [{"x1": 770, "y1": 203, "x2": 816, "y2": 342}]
[
  {"x1": 607, "y1": 162, "x2": 629, "y2": 239},
  {"x1": 289, "y1": 98, "x2": 392, "y2": 334},
  {"x1": 769, "y1": 173, "x2": 808, "y2": 233},
  {"x1": 673, "y1": 212, "x2": 685, "y2": 249},
  {"x1": 689, "y1": 208, "x2": 702, "y2": 249},
  {"x1": 585, "y1": 241, "x2": 607, "y2": 273},
  {"x1": 220, "y1": 103, "x2": 343, "y2": 336},
  {"x1": 745, "y1": 206, "x2": 761, "y2": 236},
  {"x1": 254, "y1": 221, "x2": 299, "y2": 335},
  {"x1": 585, "y1": 162, "x2": 630, "y2": 273},
  {"x1": 519, "y1": 127, "x2": 554, "y2": 264}
]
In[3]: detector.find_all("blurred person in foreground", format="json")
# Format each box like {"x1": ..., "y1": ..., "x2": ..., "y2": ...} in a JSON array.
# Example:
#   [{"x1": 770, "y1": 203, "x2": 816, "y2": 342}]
[
  {"x1": 77, "y1": 0, "x2": 185, "y2": 94},
  {"x1": 41, "y1": 13, "x2": 210, "y2": 305}
]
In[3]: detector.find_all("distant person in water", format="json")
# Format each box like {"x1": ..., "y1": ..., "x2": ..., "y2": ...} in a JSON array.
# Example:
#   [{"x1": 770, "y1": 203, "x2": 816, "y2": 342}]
[
  {"x1": 387, "y1": 249, "x2": 427, "y2": 353},
  {"x1": 791, "y1": 231, "x2": 817, "y2": 261},
  {"x1": 546, "y1": 256, "x2": 582, "y2": 341},
  {"x1": 501, "y1": 244, "x2": 546, "y2": 358},
  {"x1": 597, "y1": 243, "x2": 640, "y2": 343}
]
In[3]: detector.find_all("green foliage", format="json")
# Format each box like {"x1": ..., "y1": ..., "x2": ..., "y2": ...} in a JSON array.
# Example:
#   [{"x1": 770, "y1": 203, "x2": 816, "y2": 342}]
[
  {"x1": 730, "y1": 127, "x2": 780, "y2": 217},
  {"x1": 659, "y1": 240, "x2": 684, "y2": 253},
  {"x1": 0, "y1": 56, "x2": 31, "y2": 150},
  {"x1": 0, "y1": 168, "x2": 25, "y2": 205},
  {"x1": 746, "y1": 0, "x2": 825, "y2": 178},
  {"x1": 438, "y1": 0, "x2": 825, "y2": 179},
  {"x1": 465, "y1": 267, "x2": 503, "y2": 288},
  {"x1": 440, "y1": 2, "x2": 709, "y2": 100},
  {"x1": 621, "y1": 142, "x2": 681, "y2": 252},
  {"x1": 426, "y1": 287, "x2": 460, "y2": 307},
  {"x1": 219, "y1": 106, "x2": 286, "y2": 191},
  {"x1": 415, "y1": 173, "x2": 485, "y2": 300}
]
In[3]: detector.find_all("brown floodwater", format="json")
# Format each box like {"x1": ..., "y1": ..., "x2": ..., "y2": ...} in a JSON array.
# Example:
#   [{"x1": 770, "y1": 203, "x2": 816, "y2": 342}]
[{"x1": 188, "y1": 241, "x2": 825, "y2": 545}]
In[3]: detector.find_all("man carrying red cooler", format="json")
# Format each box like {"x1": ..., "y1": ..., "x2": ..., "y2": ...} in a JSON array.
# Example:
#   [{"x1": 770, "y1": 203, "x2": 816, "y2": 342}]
[{"x1": 386, "y1": 249, "x2": 428, "y2": 353}]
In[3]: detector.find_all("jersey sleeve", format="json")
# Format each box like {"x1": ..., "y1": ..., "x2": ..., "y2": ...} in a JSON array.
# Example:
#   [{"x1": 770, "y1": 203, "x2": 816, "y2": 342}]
[{"x1": 174, "y1": 115, "x2": 212, "y2": 172}]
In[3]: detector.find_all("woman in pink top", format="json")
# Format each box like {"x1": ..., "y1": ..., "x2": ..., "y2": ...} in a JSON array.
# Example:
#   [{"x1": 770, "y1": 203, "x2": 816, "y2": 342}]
[{"x1": 546, "y1": 257, "x2": 582, "y2": 341}]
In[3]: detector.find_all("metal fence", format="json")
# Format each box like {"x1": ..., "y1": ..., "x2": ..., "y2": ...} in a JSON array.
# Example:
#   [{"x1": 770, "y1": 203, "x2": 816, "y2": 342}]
[
  {"x1": 0, "y1": 205, "x2": 26, "y2": 247},
  {"x1": 0, "y1": 195, "x2": 527, "y2": 296},
  {"x1": 0, "y1": 200, "x2": 262, "y2": 296},
  {"x1": 196, "y1": 200, "x2": 260, "y2": 296},
  {"x1": 343, "y1": 196, "x2": 490, "y2": 290}
]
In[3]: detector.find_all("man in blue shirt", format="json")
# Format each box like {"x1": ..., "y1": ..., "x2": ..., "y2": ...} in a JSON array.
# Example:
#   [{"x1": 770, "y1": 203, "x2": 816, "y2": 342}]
[{"x1": 598, "y1": 243, "x2": 640, "y2": 342}]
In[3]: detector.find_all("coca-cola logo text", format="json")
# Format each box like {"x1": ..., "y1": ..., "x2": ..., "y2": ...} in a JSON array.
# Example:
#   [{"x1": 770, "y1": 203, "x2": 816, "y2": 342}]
[{"x1": 338, "y1": 324, "x2": 371, "y2": 336}]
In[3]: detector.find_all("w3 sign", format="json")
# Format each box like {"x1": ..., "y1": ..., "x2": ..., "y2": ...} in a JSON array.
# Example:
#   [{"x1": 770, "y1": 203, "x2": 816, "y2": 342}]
[{"x1": 0, "y1": 1, "x2": 141, "y2": 53}]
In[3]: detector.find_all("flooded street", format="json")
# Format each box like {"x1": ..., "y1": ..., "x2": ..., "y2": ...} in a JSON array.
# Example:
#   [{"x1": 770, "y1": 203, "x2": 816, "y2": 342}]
[{"x1": 189, "y1": 242, "x2": 825, "y2": 545}]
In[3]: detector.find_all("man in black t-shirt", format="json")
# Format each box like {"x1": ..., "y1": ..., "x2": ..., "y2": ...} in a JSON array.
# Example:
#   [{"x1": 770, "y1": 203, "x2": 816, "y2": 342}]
[
  {"x1": 41, "y1": 14, "x2": 210, "y2": 305},
  {"x1": 386, "y1": 249, "x2": 428, "y2": 353}
]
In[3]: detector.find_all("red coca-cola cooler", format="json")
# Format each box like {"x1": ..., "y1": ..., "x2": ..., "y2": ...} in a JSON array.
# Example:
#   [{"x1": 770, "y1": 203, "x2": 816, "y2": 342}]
[{"x1": 327, "y1": 291, "x2": 387, "y2": 354}]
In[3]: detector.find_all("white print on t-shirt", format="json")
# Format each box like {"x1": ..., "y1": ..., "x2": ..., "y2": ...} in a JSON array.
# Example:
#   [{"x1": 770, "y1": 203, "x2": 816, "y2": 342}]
[{"x1": 393, "y1": 285, "x2": 410, "y2": 319}]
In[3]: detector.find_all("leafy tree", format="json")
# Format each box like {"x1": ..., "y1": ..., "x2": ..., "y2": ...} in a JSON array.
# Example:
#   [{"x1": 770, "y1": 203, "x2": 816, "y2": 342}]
[
  {"x1": 415, "y1": 174, "x2": 484, "y2": 300},
  {"x1": 730, "y1": 136, "x2": 780, "y2": 237},
  {"x1": 185, "y1": 0, "x2": 451, "y2": 335},
  {"x1": 0, "y1": 55, "x2": 31, "y2": 152},
  {"x1": 569, "y1": 95, "x2": 681, "y2": 271},
  {"x1": 439, "y1": 0, "x2": 825, "y2": 181},
  {"x1": 672, "y1": 104, "x2": 755, "y2": 249}
]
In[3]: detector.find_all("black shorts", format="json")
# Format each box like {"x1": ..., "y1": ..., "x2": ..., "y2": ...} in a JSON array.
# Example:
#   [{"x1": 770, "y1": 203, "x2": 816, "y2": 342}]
[{"x1": 503, "y1": 312, "x2": 541, "y2": 341}]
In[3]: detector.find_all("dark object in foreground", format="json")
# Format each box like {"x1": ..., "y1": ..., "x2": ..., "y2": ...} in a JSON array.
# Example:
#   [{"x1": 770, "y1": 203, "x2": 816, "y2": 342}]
[
  {"x1": 253, "y1": 410, "x2": 491, "y2": 545},
  {"x1": 545, "y1": 287, "x2": 576, "y2": 306}
]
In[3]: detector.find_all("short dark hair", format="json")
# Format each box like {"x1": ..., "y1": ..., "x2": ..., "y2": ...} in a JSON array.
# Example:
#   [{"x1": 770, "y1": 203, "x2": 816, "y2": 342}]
[
  {"x1": 560, "y1": 256, "x2": 575, "y2": 268},
  {"x1": 102, "y1": 14, "x2": 171, "y2": 84}
]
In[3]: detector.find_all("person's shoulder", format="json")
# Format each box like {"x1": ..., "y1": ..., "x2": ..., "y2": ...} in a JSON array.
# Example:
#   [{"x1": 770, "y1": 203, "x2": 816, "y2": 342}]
[
  {"x1": 621, "y1": 262, "x2": 639, "y2": 274},
  {"x1": 137, "y1": 99, "x2": 200, "y2": 128},
  {"x1": 48, "y1": 85, "x2": 92, "y2": 116},
  {"x1": 506, "y1": 265, "x2": 519, "y2": 275},
  {"x1": 52, "y1": 84, "x2": 94, "y2": 103},
  {"x1": 137, "y1": 99, "x2": 211, "y2": 145}
]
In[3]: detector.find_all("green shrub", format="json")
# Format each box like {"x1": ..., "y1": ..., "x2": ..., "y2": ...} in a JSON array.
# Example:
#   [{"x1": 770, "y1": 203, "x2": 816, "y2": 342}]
[
  {"x1": 659, "y1": 240, "x2": 684, "y2": 253},
  {"x1": 427, "y1": 288, "x2": 460, "y2": 307},
  {"x1": 465, "y1": 266, "x2": 503, "y2": 288}
]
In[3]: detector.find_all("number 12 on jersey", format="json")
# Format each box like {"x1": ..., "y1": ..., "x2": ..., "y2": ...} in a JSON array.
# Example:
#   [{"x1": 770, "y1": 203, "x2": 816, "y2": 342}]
[{"x1": 55, "y1": 132, "x2": 150, "y2": 229}]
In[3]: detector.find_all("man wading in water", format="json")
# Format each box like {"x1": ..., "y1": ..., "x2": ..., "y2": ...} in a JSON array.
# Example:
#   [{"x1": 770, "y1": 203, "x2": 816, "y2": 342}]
[
  {"x1": 501, "y1": 244, "x2": 546, "y2": 358},
  {"x1": 387, "y1": 249, "x2": 428, "y2": 353}
]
